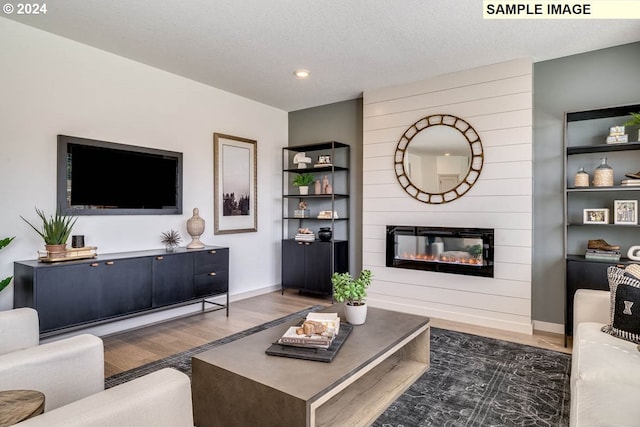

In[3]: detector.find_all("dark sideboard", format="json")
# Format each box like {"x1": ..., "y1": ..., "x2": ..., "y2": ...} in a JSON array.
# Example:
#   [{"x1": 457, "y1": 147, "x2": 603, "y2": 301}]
[{"x1": 14, "y1": 246, "x2": 229, "y2": 336}]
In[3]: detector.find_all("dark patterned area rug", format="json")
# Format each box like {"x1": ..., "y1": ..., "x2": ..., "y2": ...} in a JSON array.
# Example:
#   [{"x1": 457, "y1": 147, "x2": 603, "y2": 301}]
[{"x1": 106, "y1": 308, "x2": 571, "y2": 426}]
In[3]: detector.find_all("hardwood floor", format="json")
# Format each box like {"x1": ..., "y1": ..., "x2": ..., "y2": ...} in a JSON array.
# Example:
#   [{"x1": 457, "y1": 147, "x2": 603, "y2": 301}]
[{"x1": 103, "y1": 290, "x2": 570, "y2": 377}]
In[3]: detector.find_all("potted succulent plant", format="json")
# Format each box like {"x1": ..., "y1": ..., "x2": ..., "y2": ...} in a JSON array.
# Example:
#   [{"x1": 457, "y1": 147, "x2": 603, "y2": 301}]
[
  {"x1": 0, "y1": 236, "x2": 15, "y2": 292},
  {"x1": 160, "y1": 229, "x2": 182, "y2": 252},
  {"x1": 21, "y1": 208, "x2": 77, "y2": 253},
  {"x1": 293, "y1": 173, "x2": 315, "y2": 195},
  {"x1": 331, "y1": 269, "x2": 373, "y2": 325}
]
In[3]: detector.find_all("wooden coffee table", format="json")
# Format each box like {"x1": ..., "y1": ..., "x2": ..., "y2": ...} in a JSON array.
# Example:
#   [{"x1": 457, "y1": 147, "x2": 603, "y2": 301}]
[
  {"x1": 192, "y1": 306, "x2": 430, "y2": 427},
  {"x1": 0, "y1": 390, "x2": 45, "y2": 427}
]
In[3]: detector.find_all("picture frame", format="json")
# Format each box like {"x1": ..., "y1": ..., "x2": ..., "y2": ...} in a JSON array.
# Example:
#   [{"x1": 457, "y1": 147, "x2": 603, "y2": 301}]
[
  {"x1": 613, "y1": 200, "x2": 638, "y2": 225},
  {"x1": 213, "y1": 133, "x2": 257, "y2": 234},
  {"x1": 583, "y1": 208, "x2": 609, "y2": 224}
]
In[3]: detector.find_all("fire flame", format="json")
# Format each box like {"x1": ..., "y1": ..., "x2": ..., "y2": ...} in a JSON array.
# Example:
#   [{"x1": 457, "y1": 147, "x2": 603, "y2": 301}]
[{"x1": 400, "y1": 252, "x2": 482, "y2": 265}]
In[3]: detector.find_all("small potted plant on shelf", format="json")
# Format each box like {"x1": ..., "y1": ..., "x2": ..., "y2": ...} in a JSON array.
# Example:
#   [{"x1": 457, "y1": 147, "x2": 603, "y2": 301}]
[
  {"x1": 21, "y1": 208, "x2": 77, "y2": 254},
  {"x1": 293, "y1": 173, "x2": 315, "y2": 195},
  {"x1": 161, "y1": 229, "x2": 182, "y2": 252},
  {"x1": 331, "y1": 269, "x2": 373, "y2": 325},
  {"x1": 625, "y1": 112, "x2": 640, "y2": 142}
]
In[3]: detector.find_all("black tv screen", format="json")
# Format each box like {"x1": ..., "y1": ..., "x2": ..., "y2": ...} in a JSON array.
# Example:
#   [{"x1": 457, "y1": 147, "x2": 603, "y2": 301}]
[{"x1": 57, "y1": 135, "x2": 182, "y2": 215}]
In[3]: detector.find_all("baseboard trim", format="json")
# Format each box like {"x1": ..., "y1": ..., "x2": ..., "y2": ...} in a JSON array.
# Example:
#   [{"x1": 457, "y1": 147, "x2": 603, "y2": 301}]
[{"x1": 532, "y1": 320, "x2": 564, "y2": 334}]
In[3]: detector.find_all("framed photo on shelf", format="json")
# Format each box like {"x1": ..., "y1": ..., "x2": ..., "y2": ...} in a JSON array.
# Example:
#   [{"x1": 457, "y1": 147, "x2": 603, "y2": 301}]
[
  {"x1": 613, "y1": 200, "x2": 638, "y2": 225},
  {"x1": 213, "y1": 133, "x2": 257, "y2": 234},
  {"x1": 583, "y1": 208, "x2": 609, "y2": 224}
]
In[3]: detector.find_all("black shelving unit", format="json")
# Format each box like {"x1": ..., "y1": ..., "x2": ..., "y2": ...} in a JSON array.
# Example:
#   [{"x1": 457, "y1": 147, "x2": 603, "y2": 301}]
[
  {"x1": 563, "y1": 103, "x2": 640, "y2": 339},
  {"x1": 281, "y1": 142, "x2": 350, "y2": 297}
]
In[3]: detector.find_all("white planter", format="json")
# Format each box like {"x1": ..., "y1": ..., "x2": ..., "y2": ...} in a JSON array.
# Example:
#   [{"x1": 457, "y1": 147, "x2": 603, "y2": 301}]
[
  {"x1": 344, "y1": 303, "x2": 367, "y2": 325},
  {"x1": 298, "y1": 186, "x2": 309, "y2": 195}
]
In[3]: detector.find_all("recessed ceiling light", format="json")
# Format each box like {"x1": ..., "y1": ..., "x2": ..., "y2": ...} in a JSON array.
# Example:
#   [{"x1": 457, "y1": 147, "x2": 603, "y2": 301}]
[
  {"x1": 444, "y1": 152, "x2": 451, "y2": 156},
  {"x1": 294, "y1": 69, "x2": 310, "y2": 78}
]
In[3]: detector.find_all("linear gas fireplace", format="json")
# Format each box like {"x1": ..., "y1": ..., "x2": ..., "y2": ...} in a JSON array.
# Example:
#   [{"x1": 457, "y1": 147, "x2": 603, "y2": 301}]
[{"x1": 386, "y1": 226, "x2": 494, "y2": 277}]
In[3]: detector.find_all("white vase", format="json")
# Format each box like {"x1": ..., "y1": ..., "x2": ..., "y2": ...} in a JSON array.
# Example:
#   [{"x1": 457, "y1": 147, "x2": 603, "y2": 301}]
[
  {"x1": 298, "y1": 186, "x2": 309, "y2": 195},
  {"x1": 344, "y1": 303, "x2": 367, "y2": 325}
]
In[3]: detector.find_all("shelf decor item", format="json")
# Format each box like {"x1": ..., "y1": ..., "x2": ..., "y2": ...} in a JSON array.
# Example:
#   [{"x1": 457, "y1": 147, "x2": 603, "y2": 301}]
[
  {"x1": 160, "y1": 229, "x2": 182, "y2": 252},
  {"x1": 293, "y1": 173, "x2": 315, "y2": 195},
  {"x1": 583, "y1": 208, "x2": 609, "y2": 224},
  {"x1": 318, "y1": 227, "x2": 332, "y2": 242},
  {"x1": 593, "y1": 158, "x2": 614, "y2": 187},
  {"x1": 613, "y1": 200, "x2": 638, "y2": 225},
  {"x1": 293, "y1": 152, "x2": 311, "y2": 169},
  {"x1": 21, "y1": 207, "x2": 77, "y2": 253},
  {"x1": 574, "y1": 167, "x2": 589, "y2": 187},
  {"x1": 186, "y1": 207, "x2": 205, "y2": 249},
  {"x1": 624, "y1": 112, "x2": 640, "y2": 142}
]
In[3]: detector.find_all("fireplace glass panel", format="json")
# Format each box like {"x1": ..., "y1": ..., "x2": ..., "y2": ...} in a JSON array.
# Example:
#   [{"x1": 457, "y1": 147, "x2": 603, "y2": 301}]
[{"x1": 386, "y1": 226, "x2": 494, "y2": 277}]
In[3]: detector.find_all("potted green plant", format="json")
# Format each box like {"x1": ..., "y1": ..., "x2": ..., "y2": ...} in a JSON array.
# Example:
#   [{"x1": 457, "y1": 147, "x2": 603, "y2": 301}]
[
  {"x1": 331, "y1": 269, "x2": 373, "y2": 325},
  {"x1": 625, "y1": 112, "x2": 640, "y2": 142},
  {"x1": 293, "y1": 173, "x2": 315, "y2": 195},
  {"x1": 0, "y1": 236, "x2": 15, "y2": 292},
  {"x1": 21, "y1": 208, "x2": 77, "y2": 253}
]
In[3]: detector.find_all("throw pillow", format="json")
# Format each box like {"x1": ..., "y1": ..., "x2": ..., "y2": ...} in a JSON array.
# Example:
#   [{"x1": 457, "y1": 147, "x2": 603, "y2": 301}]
[{"x1": 601, "y1": 265, "x2": 640, "y2": 344}]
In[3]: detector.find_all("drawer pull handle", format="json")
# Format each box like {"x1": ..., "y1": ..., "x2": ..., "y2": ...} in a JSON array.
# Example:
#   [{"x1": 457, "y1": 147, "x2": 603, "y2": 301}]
[
  {"x1": 304, "y1": 242, "x2": 310, "y2": 246},
  {"x1": 156, "y1": 256, "x2": 164, "y2": 260},
  {"x1": 106, "y1": 261, "x2": 114, "y2": 265},
  {"x1": 297, "y1": 242, "x2": 303, "y2": 245},
  {"x1": 209, "y1": 272, "x2": 217, "y2": 276},
  {"x1": 209, "y1": 250, "x2": 217, "y2": 254},
  {"x1": 90, "y1": 263, "x2": 99, "y2": 267}
]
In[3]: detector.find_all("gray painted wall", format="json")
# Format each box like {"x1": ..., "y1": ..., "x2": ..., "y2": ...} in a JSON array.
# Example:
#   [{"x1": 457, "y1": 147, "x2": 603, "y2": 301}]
[
  {"x1": 288, "y1": 98, "x2": 364, "y2": 274},
  {"x1": 533, "y1": 41, "x2": 640, "y2": 324}
]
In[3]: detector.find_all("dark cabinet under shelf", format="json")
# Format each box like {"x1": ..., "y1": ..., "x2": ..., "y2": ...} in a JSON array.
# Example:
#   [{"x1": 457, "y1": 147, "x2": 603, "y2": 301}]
[{"x1": 14, "y1": 246, "x2": 229, "y2": 336}]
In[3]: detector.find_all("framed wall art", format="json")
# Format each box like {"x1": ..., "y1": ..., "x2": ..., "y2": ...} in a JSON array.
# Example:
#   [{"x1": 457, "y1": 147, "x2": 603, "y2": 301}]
[
  {"x1": 213, "y1": 133, "x2": 257, "y2": 234},
  {"x1": 613, "y1": 200, "x2": 638, "y2": 225},
  {"x1": 583, "y1": 208, "x2": 609, "y2": 224}
]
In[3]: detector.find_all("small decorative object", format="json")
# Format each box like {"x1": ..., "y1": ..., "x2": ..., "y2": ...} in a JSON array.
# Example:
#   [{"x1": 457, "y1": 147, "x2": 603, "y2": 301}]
[
  {"x1": 574, "y1": 167, "x2": 589, "y2": 187},
  {"x1": 628, "y1": 246, "x2": 640, "y2": 261},
  {"x1": 314, "y1": 154, "x2": 332, "y2": 167},
  {"x1": 624, "y1": 112, "x2": 640, "y2": 142},
  {"x1": 332, "y1": 270, "x2": 373, "y2": 325},
  {"x1": 21, "y1": 207, "x2": 77, "y2": 253},
  {"x1": 317, "y1": 210, "x2": 339, "y2": 219},
  {"x1": 295, "y1": 227, "x2": 315, "y2": 241},
  {"x1": 293, "y1": 152, "x2": 311, "y2": 169},
  {"x1": 293, "y1": 173, "x2": 315, "y2": 195},
  {"x1": 294, "y1": 200, "x2": 309, "y2": 218},
  {"x1": 613, "y1": 200, "x2": 638, "y2": 225},
  {"x1": 160, "y1": 229, "x2": 182, "y2": 252},
  {"x1": 0, "y1": 236, "x2": 15, "y2": 293},
  {"x1": 314, "y1": 179, "x2": 321, "y2": 195},
  {"x1": 583, "y1": 208, "x2": 609, "y2": 224},
  {"x1": 606, "y1": 125, "x2": 628, "y2": 144},
  {"x1": 318, "y1": 227, "x2": 332, "y2": 242},
  {"x1": 186, "y1": 208, "x2": 205, "y2": 249},
  {"x1": 71, "y1": 235, "x2": 85, "y2": 248},
  {"x1": 593, "y1": 158, "x2": 614, "y2": 187},
  {"x1": 322, "y1": 175, "x2": 330, "y2": 194}
]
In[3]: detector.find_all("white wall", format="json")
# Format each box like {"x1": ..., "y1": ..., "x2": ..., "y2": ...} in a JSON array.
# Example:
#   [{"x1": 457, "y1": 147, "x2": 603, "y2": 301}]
[
  {"x1": 363, "y1": 58, "x2": 533, "y2": 334},
  {"x1": 0, "y1": 19, "x2": 287, "y2": 316}
]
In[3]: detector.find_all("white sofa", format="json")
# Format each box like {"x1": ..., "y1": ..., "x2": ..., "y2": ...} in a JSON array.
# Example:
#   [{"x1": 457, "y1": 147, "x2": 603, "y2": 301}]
[
  {"x1": 17, "y1": 368, "x2": 194, "y2": 427},
  {"x1": 570, "y1": 289, "x2": 640, "y2": 426},
  {"x1": 0, "y1": 308, "x2": 104, "y2": 410},
  {"x1": 1, "y1": 308, "x2": 194, "y2": 426}
]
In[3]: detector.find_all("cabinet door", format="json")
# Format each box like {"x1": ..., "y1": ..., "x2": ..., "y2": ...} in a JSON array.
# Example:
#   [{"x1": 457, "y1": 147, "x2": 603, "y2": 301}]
[
  {"x1": 152, "y1": 253, "x2": 194, "y2": 307},
  {"x1": 282, "y1": 240, "x2": 306, "y2": 289},
  {"x1": 34, "y1": 263, "x2": 102, "y2": 332},
  {"x1": 304, "y1": 241, "x2": 332, "y2": 293},
  {"x1": 100, "y1": 258, "x2": 152, "y2": 318},
  {"x1": 194, "y1": 248, "x2": 229, "y2": 297}
]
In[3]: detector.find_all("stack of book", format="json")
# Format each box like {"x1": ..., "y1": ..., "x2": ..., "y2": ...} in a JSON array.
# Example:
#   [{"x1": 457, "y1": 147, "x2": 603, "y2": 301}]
[
  {"x1": 277, "y1": 313, "x2": 340, "y2": 349},
  {"x1": 621, "y1": 178, "x2": 640, "y2": 187},
  {"x1": 585, "y1": 248, "x2": 621, "y2": 262},
  {"x1": 294, "y1": 230, "x2": 315, "y2": 241},
  {"x1": 606, "y1": 126, "x2": 628, "y2": 144}
]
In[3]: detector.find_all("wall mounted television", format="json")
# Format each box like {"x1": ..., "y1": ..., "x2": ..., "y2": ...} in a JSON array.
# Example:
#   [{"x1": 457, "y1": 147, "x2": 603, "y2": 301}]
[{"x1": 57, "y1": 135, "x2": 183, "y2": 215}]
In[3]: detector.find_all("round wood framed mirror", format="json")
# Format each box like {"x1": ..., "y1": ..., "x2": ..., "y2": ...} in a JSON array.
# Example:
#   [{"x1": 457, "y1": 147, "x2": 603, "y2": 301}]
[{"x1": 394, "y1": 114, "x2": 484, "y2": 204}]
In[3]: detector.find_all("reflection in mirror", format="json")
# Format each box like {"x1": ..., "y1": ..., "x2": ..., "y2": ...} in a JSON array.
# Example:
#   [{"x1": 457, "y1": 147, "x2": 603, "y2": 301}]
[{"x1": 394, "y1": 114, "x2": 484, "y2": 204}]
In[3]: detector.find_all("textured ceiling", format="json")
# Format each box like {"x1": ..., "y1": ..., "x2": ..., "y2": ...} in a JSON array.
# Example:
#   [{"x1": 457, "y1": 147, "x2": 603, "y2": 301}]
[{"x1": 3, "y1": 1, "x2": 639, "y2": 111}]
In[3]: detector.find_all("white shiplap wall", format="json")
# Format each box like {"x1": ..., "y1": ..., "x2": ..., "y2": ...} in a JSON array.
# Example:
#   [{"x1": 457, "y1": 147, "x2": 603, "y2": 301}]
[{"x1": 362, "y1": 58, "x2": 533, "y2": 334}]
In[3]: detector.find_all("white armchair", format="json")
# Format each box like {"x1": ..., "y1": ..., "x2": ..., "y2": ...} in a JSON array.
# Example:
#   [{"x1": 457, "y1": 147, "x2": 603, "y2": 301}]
[{"x1": 0, "y1": 307, "x2": 104, "y2": 410}]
